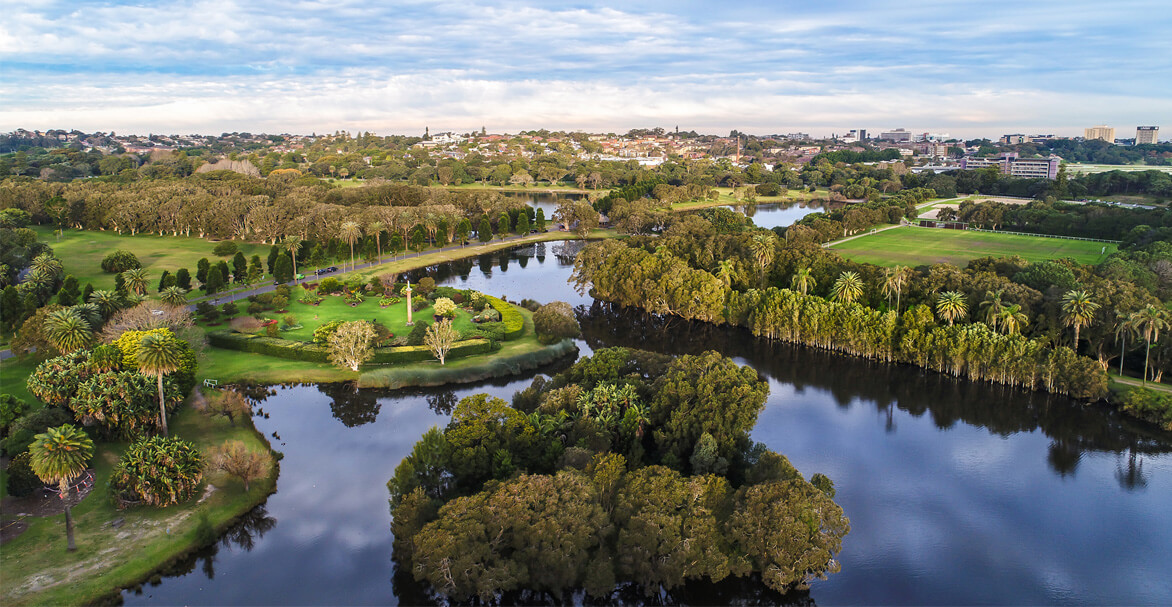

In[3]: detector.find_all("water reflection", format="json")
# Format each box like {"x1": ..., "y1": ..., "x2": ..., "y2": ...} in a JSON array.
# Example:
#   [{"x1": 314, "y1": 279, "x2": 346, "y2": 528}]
[{"x1": 320, "y1": 383, "x2": 381, "y2": 427}]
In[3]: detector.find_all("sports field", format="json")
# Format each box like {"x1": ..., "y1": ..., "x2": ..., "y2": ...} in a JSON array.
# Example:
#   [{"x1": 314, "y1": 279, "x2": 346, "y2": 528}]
[{"x1": 829, "y1": 226, "x2": 1117, "y2": 267}]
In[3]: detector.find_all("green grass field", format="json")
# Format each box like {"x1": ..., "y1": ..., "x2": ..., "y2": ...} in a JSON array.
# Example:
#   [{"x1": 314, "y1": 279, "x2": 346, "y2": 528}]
[
  {"x1": 829, "y1": 226, "x2": 1117, "y2": 267},
  {"x1": 32, "y1": 226, "x2": 273, "y2": 292},
  {"x1": 1064, "y1": 163, "x2": 1172, "y2": 175}
]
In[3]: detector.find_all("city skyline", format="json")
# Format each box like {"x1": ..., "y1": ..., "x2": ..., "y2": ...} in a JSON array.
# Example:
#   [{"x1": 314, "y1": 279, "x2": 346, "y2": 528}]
[{"x1": 1, "y1": 1, "x2": 1169, "y2": 137}]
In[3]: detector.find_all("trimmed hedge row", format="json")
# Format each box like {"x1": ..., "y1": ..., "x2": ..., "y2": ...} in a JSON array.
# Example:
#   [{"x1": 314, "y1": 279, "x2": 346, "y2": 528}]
[
  {"x1": 485, "y1": 296, "x2": 525, "y2": 340},
  {"x1": 207, "y1": 331, "x2": 497, "y2": 365}
]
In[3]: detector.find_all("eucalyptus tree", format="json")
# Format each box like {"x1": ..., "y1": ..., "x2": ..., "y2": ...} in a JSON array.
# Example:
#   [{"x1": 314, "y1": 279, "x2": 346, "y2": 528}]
[
  {"x1": 829, "y1": 271, "x2": 864, "y2": 304},
  {"x1": 137, "y1": 332, "x2": 184, "y2": 437},
  {"x1": 790, "y1": 267, "x2": 816, "y2": 296},
  {"x1": 29, "y1": 424, "x2": 94, "y2": 551},
  {"x1": 1129, "y1": 305, "x2": 1170, "y2": 384},
  {"x1": 1061, "y1": 290, "x2": 1100, "y2": 348},
  {"x1": 339, "y1": 221, "x2": 362, "y2": 271},
  {"x1": 936, "y1": 291, "x2": 968, "y2": 326}
]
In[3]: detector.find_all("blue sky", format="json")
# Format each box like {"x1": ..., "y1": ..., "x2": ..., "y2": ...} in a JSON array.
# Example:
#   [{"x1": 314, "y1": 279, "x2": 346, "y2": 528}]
[{"x1": 1, "y1": 0, "x2": 1169, "y2": 137}]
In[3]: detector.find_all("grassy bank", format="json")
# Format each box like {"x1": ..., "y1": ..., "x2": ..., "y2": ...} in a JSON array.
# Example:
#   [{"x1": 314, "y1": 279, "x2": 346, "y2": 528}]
[
  {"x1": 358, "y1": 338, "x2": 578, "y2": 389},
  {"x1": 0, "y1": 401, "x2": 277, "y2": 606},
  {"x1": 829, "y1": 226, "x2": 1117, "y2": 267}
]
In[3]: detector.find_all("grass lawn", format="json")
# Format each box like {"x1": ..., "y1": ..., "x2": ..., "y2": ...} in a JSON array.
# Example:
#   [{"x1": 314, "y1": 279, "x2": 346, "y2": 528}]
[
  {"x1": 1, "y1": 356, "x2": 41, "y2": 405},
  {"x1": 829, "y1": 226, "x2": 1118, "y2": 267},
  {"x1": 32, "y1": 226, "x2": 273, "y2": 292},
  {"x1": 0, "y1": 401, "x2": 276, "y2": 606},
  {"x1": 1064, "y1": 163, "x2": 1172, "y2": 175}
]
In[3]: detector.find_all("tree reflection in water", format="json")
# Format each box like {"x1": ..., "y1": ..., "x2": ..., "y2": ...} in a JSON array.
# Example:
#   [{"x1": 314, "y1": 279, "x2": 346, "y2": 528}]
[
  {"x1": 130, "y1": 505, "x2": 277, "y2": 593},
  {"x1": 319, "y1": 383, "x2": 381, "y2": 427}
]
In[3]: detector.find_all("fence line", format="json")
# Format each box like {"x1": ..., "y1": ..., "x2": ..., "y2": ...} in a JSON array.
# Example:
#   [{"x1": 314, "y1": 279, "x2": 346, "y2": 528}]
[{"x1": 957, "y1": 227, "x2": 1121, "y2": 243}]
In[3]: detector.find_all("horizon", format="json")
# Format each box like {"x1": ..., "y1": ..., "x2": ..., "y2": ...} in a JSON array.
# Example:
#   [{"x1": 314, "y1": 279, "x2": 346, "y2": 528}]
[{"x1": 1, "y1": 1, "x2": 1169, "y2": 138}]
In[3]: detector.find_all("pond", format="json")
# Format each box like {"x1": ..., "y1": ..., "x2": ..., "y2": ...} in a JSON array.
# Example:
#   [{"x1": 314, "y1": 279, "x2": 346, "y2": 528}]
[{"x1": 124, "y1": 244, "x2": 1172, "y2": 605}]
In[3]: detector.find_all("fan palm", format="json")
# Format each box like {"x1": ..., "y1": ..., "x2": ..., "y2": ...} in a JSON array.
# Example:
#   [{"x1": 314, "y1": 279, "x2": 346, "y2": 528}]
[
  {"x1": 122, "y1": 268, "x2": 149, "y2": 296},
  {"x1": 43, "y1": 308, "x2": 93, "y2": 354},
  {"x1": 830, "y1": 271, "x2": 864, "y2": 304},
  {"x1": 283, "y1": 236, "x2": 302, "y2": 279},
  {"x1": 979, "y1": 290, "x2": 1005, "y2": 331},
  {"x1": 997, "y1": 304, "x2": 1028, "y2": 335},
  {"x1": 1129, "y1": 305, "x2": 1170, "y2": 385},
  {"x1": 936, "y1": 291, "x2": 968, "y2": 326},
  {"x1": 1061, "y1": 290, "x2": 1100, "y2": 348},
  {"x1": 791, "y1": 267, "x2": 816, "y2": 296},
  {"x1": 339, "y1": 222, "x2": 362, "y2": 271},
  {"x1": 29, "y1": 424, "x2": 94, "y2": 551},
  {"x1": 137, "y1": 332, "x2": 184, "y2": 437},
  {"x1": 160, "y1": 286, "x2": 188, "y2": 307}
]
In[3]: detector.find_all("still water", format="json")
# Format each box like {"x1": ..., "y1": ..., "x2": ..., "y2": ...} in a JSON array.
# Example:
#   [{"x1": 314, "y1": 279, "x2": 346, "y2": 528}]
[{"x1": 124, "y1": 243, "x2": 1172, "y2": 605}]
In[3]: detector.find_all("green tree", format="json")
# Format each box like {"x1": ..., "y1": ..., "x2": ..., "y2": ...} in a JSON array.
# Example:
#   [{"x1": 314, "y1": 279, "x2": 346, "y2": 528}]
[
  {"x1": 1061, "y1": 290, "x2": 1100, "y2": 348},
  {"x1": 997, "y1": 304, "x2": 1029, "y2": 335},
  {"x1": 43, "y1": 308, "x2": 93, "y2": 354},
  {"x1": 425, "y1": 319, "x2": 459, "y2": 365},
  {"x1": 535, "y1": 208, "x2": 546, "y2": 231},
  {"x1": 109, "y1": 436, "x2": 204, "y2": 507},
  {"x1": 327, "y1": 320, "x2": 376, "y2": 371},
  {"x1": 790, "y1": 267, "x2": 816, "y2": 296},
  {"x1": 1129, "y1": 305, "x2": 1170, "y2": 384},
  {"x1": 478, "y1": 216, "x2": 493, "y2": 243},
  {"x1": 936, "y1": 291, "x2": 968, "y2": 326},
  {"x1": 196, "y1": 257, "x2": 210, "y2": 285},
  {"x1": 137, "y1": 332, "x2": 185, "y2": 437},
  {"x1": 122, "y1": 268, "x2": 149, "y2": 296},
  {"x1": 515, "y1": 212, "x2": 530, "y2": 235},
  {"x1": 28, "y1": 424, "x2": 94, "y2": 551},
  {"x1": 339, "y1": 221, "x2": 362, "y2": 271},
  {"x1": 882, "y1": 266, "x2": 910, "y2": 313},
  {"x1": 979, "y1": 290, "x2": 1006, "y2": 332},
  {"x1": 829, "y1": 271, "x2": 864, "y2": 304},
  {"x1": 283, "y1": 236, "x2": 302, "y2": 278},
  {"x1": 274, "y1": 252, "x2": 293, "y2": 284},
  {"x1": 232, "y1": 251, "x2": 248, "y2": 283},
  {"x1": 88, "y1": 289, "x2": 120, "y2": 319},
  {"x1": 175, "y1": 268, "x2": 192, "y2": 291},
  {"x1": 160, "y1": 286, "x2": 187, "y2": 307}
]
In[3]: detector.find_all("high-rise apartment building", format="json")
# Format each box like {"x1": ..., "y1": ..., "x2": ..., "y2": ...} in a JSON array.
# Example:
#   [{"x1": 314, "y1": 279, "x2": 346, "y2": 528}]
[
  {"x1": 1136, "y1": 126, "x2": 1159, "y2": 145},
  {"x1": 1084, "y1": 125, "x2": 1115, "y2": 142}
]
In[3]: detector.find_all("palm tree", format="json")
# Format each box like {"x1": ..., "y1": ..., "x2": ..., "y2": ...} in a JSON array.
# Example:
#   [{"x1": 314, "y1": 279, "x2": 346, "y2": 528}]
[
  {"x1": 283, "y1": 236, "x2": 302, "y2": 279},
  {"x1": 791, "y1": 267, "x2": 816, "y2": 296},
  {"x1": 30, "y1": 253, "x2": 63, "y2": 278},
  {"x1": 29, "y1": 424, "x2": 94, "y2": 551},
  {"x1": 368, "y1": 221, "x2": 386, "y2": 261},
  {"x1": 747, "y1": 233, "x2": 776, "y2": 273},
  {"x1": 137, "y1": 332, "x2": 184, "y2": 437},
  {"x1": 936, "y1": 291, "x2": 968, "y2": 326},
  {"x1": 830, "y1": 271, "x2": 864, "y2": 304},
  {"x1": 43, "y1": 308, "x2": 93, "y2": 354},
  {"x1": 122, "y1": 268, "x2": 149, "y2": 296},
  {"x1": 716, "y1": 259, "x2": 736, "y2": 288},
  {"x1": 339, "y1": 221, "x2": 362, "y2": 272},
  {"x1": 1129, "y1": 305, "x2": 1170, "y2": 385},
  {"x1": 160, "y1": 286, "x2": 188, "y2": 307},
  {"x1": 1115, "y1": 312, "x2": 1139, "y2": 376},
  {"x1": 882, "y1": 266, "x2": 910, "y2": 313},
  {"x1": 1061, "y1": 290, "x2": 1100, "y2": 348},
  {"x1": 979, "y1": 290, "x2": 1005, "y2": 332},
  {"x1": 997, "y1": 304, "x2": 1028, "y2": 335},
  {"x1": 88, "y1": 289, "x2": 120, "y2": 319}
]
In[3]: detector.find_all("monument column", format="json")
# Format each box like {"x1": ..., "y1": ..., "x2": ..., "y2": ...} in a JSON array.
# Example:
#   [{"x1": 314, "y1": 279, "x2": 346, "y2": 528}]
[{"x1": 404, "y1": 281, "x2": 413, "y2": 325}]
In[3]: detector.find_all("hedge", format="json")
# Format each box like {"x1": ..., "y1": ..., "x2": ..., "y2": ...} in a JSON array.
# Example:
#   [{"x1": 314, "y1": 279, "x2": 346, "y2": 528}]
[
  {"x1": 208, "y1": 330, "x2": 498, "y2": 365},
  {"x1": 358, "y1": 339, "x2": 579, "y2": 389},
  {"x1": 485, "y1": 296, "x2": 525, "y2": 340}
]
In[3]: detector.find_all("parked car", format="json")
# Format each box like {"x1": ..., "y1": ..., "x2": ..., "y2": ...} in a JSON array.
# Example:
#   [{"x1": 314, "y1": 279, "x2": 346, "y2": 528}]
[{"x1": 314, "y1": 266, "x2": 339, "y2": 275}]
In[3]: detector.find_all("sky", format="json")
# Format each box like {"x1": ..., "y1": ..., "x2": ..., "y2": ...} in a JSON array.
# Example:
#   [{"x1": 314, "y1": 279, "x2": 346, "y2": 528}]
[{"x1": 1, "y1": 0, "x2": 1169, "y2": 138}]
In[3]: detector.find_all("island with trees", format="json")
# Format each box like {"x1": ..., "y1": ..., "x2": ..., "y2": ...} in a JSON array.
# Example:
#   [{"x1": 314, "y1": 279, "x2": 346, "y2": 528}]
[{"x1": 388, "y1": 347, "x2": 849, "y2": 601}]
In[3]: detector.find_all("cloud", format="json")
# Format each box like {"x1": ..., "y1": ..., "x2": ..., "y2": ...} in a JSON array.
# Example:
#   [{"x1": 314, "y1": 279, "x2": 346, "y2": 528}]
[{"x1": 0, "y1": 1, "x2": 1168, "y2": 136}]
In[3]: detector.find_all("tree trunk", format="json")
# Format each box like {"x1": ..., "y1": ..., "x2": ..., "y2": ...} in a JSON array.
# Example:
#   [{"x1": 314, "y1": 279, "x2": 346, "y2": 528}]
[
  {"x1": 157, "y1": 373, "x2": 169, "y2": 437},
  {"x1": 1143, "y1": 340, "x2": 1152, "y2": 385},
  {"x1": 1119, "y1": 333, "x2": 1127, "y2": 375},
  {"x1": 65, "y1": 504, "x2": 76, "y2": 551}
]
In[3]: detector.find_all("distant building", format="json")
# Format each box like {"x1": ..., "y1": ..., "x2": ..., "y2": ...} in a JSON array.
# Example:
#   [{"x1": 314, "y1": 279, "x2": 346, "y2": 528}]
[
  {"x1": 960, "y1": 152, "x2": 1061, "y2": 180},
  {"x1": 1084, "y1": 125, "x2": 1115, "y2": 142},
  {"x1": 1136, "y1": 126, "x2": 1159, "y2": 145},
  {"x1": 1000, "y1": 134, "x2": 1026, "y2": 145},
  {"x1": 879, "y1": 128, "x2": 912, "y2": 142}
]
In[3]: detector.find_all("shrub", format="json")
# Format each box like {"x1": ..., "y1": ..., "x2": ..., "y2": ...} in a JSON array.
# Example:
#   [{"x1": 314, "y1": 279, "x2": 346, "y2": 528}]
[
  {"x1": 265, "y1": 323, "x2": 281, "y2": 338},
  {"x1": 1117, "y1": 387, "x2": 1172, "y2": 431},
  {"x1": 212, "y1": 241, "x2": 238, "y2": 257},
  {"x1": 485, "y1": 296, "x2": 525, "y2": 340},
  {"x1": 255, "y1": 293, "x2": 275, "y2": 306},
  {"x1": 109, "y1": 436, "x2": 204, "y2": 508},
  {"x1": 208, "y1": 331, "x2": 331, "y2": 363},
  {"x1": 345, "y1": 292, "x2": 365, "y2": 305},
  {"x1": 1, "y1": 394, "x2": 30, "y2": 437},
  {"x1": 412, "y1": 295, "x2": 429, "y2": 312},
  {"x1": 417, "y1": 277, "x2": 436, "y2": 296},
  {"x1": 90, "y1": 344, "x2": 124, "y2": 372},
  {"x1": 519, "y1": 298, "x2": 542, "y2": 312},
  {"x1": 313, "y1": 319, "x2": 345, "y2": 344},
  {"x1": 101, "y1": 250, "x2": 141, "y2": 274},
  {"x1": 221, "y1": 302, "x2": 238, "y2": 318},
  {"x1": 318, "y1": 277, "x2": 343, "y2": 294},
  {"x1": 209, "y1": 440, "x2": 271, "y2": 491},
  {"x1": 533, "y1": 301, "x2": 580, "y2": 344},
  {"x1": 470, "y1": 291, "x2": 487, "y2": 312},
  {"x1": 247, "y1": 302, "x2": 265, "y2": 316},
  {"x1": 300, "y1": 291, "x2": 325, "y2": 305},
  {"x1": 379, "y1": 296, "x2": 402, "y2": 307},
  {"x1": 72, "y1": 371, "x2": 181, "y2": 439},
  {"x1": 473, "y1": 308, "x2": 501, "y2": 323},
  {"x1": 273, "y1": 295, "x2": 289, "y2": 311},
  {"x1": 282, "y1": 314, "x2": 298, "y2": 328},
  {"x1": 230, "y1": 316, "x2": 266, "y2": 332},
  {"x1": 432, "y1": 297, "x2": 457, "y2": 318},
  {"x1": 407, "y1": 320, "x2": 431, "y2": 346},
  {"x1": 5, "y1": 452, "x2": 43, "y2": 497}
]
